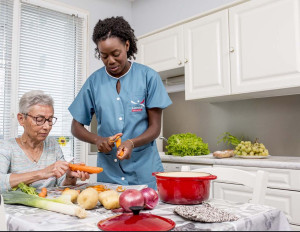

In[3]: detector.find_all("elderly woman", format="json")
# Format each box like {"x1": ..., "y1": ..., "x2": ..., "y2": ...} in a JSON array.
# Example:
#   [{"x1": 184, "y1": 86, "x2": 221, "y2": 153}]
[{"x1": 0, "y1": 90, "x2": 90, "y2": 193}]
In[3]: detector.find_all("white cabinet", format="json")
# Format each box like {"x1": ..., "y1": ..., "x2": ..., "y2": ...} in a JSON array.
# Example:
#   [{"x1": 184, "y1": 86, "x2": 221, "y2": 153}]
[
  {"x1": 184, "y1": 10, "x2": 231, "y2": 100},
  {"x1": 229, "y1": 0, "x2": 300, "y2": 94},
  {"x1": 137, "y1": 26, "x2": 184, "y2": 73},
  {"x1": 137, "y1": 0, "x2": 300, "y2": 101}
]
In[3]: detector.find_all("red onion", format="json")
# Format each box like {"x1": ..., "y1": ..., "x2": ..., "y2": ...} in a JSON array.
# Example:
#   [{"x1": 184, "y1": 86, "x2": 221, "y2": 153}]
[
  {"x1": 140, "y1": 187, "x2": 159, "y2": 210},
  {"x1": 119, "y1": 189, "x2": 144, "y2": 212}
]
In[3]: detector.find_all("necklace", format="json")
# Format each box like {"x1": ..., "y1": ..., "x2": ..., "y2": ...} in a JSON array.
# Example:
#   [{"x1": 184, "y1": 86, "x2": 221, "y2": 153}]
[{"x1": 19, "y1": 136, "x2": 43, "y2": 163}]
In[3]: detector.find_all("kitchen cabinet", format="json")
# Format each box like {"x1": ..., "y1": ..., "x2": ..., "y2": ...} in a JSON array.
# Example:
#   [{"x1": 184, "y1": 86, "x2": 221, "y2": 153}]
[
  {"x1": 137, "y1": 0, "x2": 300, "y2": 101},
  {"x1": 184, "y1": 10, "x2": 231, "y2": 99},
  {"x1": 161, "y1": 158, "x2": 300, "y2": 230},
  {"x1": 229, "y1": 0, "x2": 300, "y2": 95},
  {"x1": 137, "y1": 25, "x2": 184, "y2": 74}
]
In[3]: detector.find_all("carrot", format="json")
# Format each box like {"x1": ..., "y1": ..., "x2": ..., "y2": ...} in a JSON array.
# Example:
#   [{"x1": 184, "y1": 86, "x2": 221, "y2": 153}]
[
  {"x1": 69, "y1": 163, "x2": 103, "y2": 174},
  {"x1": 115, "y1": 138, "x2": 121, "y2": 148},
  {"x1": 116, "y1": 185, "x2": 126, "y2": 192},
  {"x1": 38, "y1": 187, "x2": 47, "y2": 198},
  {"x1": 117, "y1": 149, "x2": 124, "y2": 158}
]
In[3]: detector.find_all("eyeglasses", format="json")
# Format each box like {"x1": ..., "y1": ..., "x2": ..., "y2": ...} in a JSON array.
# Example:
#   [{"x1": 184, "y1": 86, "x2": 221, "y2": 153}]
[{"x1": 24, "y1": 113, "x2": 57, "y2": 126}]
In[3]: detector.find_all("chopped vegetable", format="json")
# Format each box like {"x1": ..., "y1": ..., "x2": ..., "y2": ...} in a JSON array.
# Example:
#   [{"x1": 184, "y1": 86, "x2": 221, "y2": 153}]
[
  {"x1": 217, "y1": 132, "x2": 242, "y2": 148},
  {"x1": 12, "y1": 182, "x2": 38, "y2": 196},
  {"x1": 38, "y1": 187, "x2": 47, "y2": 198},
  {"x1": 88, "y1": 185, "x2": 110, "y2": 192},
  {"x1": 69, "y1": 163, "x2": 103, "y2": 174},
  {"x1": 166, "y1": 133, "x2": 210, "y2": 157},
  {"x1": 116, "y1": 186, "x2": 126, "y2": 192},
  {"x1": 3, "y1": 191, "x2": 87, "y2": 218}
]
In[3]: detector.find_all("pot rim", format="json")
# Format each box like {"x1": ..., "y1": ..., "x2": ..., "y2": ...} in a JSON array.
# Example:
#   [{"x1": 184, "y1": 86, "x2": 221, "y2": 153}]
[{"x1": 152, "y1": 172, "x2": 217, "y2": 181}]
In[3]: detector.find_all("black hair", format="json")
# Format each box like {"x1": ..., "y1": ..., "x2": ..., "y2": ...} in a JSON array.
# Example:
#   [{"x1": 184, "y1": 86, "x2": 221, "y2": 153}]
[{"x1": 92, "y1": 16, "x2": 138, "y2": 60}]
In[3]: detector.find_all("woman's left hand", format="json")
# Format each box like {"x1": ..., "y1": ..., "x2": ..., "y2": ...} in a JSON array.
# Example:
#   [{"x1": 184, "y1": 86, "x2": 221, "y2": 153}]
[
  {"x1": 117, "y1": 140, "x2": 134, "y2": 160},
  {"x1": 66, "y1": 164, "x2": 90, "y2": 181}
]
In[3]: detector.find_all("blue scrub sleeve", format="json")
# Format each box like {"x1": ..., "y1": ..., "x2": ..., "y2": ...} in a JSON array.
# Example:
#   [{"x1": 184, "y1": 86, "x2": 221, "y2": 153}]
[
  {"x1": 68, "y1": 77, "x2": 96, "y2": 126},
  {"x1": 146, "y1": 70, "x2": 172, "y2": 109}
]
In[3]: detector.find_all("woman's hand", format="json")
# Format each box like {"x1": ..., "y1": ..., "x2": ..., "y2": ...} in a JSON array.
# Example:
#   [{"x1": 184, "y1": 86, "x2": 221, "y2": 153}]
[
  {"x1": 96, "y1": 133, "x2": 123, "y2": 153},
  {"x1": 117, "y1": 140, "x2": 134, "y2": 160},
  {"x1": 66, "y1": 168, "x2": 90, "y2": 181},
  {"x1": 43, "y1": 160, "x2": 70, "y2": 179}
]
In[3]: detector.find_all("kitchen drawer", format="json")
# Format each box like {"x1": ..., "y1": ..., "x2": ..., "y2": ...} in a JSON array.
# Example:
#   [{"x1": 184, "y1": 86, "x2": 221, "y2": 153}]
[
  {"x1": 214, "y1": 165, "x2": 300, "y2": 191},
  {"x1": 213, "y1": 182, "x2": 300, "y2": 225},
  {"x1": 162, "y1": 162, "x2": 212, "y2": 172}
]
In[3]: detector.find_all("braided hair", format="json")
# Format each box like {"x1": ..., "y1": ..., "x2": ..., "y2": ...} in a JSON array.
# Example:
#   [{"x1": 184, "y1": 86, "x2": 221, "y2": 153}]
[{"x1": 93, "y1": 16, "x2": 138, "y2": 60}]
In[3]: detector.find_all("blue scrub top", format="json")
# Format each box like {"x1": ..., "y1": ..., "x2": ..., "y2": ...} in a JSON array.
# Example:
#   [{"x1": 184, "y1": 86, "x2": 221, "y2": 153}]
[{"x1": 68, "y1": 62, "x2": 172, "y2": 189}]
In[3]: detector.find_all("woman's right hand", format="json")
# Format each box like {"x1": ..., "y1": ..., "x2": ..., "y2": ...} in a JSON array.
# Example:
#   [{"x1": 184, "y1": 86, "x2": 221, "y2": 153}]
[
  {"x1": 96, "y1": 133, "x2": 122, "y2": 153},
  {"x1": 42, "y1": 160, "x2": 70, "y2": 179}
]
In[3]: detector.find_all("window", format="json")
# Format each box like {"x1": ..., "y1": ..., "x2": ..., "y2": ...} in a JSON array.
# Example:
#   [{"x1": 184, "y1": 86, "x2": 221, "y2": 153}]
[
  {"x1": 0, "y1": 0, "x2": 88, "y2": 163},
  {"x1": 0, "y1": 0, "x2": 14, "y2": 140}
]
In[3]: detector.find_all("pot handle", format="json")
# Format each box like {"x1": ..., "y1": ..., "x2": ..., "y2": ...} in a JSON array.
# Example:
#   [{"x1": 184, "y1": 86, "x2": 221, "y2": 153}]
[
  {"x1": 152, "y1": 172, "x2": 162, "y2": 176},
  {"x1": 205, "y1": 175, "x2": 217, "y2": 180}
]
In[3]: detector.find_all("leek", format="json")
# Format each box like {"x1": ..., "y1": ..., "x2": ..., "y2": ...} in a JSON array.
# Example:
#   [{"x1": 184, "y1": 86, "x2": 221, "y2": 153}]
[{"x1": 3, "y1": 191, "x2": 87, "y2": 218}]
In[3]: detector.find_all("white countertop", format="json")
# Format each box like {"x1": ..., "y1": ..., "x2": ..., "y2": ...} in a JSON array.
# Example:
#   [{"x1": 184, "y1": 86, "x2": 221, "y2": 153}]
[{"x1": 159, "y1": 152, "x2": 300, "y2": 170}]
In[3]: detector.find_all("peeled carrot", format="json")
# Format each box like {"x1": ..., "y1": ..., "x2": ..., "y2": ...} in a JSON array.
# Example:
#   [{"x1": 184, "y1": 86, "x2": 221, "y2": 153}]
[
  {"x1": 69, "y1": 163, "x2": 103, "y2": 174},
  {"x1": 38, "y1": 187, "x2": 47, "y2": 198},
  {"x1": 116, "y1": 138, "x2": 121, "y2": 148}
]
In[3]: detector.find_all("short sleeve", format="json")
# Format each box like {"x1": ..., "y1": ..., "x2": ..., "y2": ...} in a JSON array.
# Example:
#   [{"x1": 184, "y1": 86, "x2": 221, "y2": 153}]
[
  {"x1": 68, "y1": 75, "x2": 96, "y2": 126},
  {"x1": 146, "y1": 69, "x2": 172, "y2": 109}
]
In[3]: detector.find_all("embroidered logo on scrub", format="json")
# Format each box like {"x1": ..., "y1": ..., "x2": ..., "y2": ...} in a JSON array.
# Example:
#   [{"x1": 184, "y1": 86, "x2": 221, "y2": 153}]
[{"x1": 131, "y1": 99, "x2": 145, "y2": 112}]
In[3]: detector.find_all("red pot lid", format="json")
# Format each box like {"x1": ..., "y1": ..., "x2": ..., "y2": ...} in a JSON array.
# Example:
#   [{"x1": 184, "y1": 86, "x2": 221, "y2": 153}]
[{"x1": 97, "y1": 207, "x2": 175, "y2": 231}]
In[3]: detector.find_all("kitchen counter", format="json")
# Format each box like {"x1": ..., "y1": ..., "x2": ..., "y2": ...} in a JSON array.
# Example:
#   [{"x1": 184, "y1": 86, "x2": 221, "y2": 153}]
[{"x1": 159, "y1": 152, "x2": 300, "y2": 170}]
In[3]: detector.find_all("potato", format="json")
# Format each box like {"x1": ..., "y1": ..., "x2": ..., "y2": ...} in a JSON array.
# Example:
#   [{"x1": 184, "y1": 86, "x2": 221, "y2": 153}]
[
  {"x1": 62, "y1": 189, "x2": 79, "y2": 203},
  {"x1": 99, "y1": 190, "x2": 120, "y2": 210},
  {"x1": 77, "y1": 188, "x2": 99, "y2": 209}
]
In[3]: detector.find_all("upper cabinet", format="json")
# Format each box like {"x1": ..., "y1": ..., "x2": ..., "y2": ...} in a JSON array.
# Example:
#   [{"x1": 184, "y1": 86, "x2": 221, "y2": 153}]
[
  {"x1": 137, "y1": 26, "x2": 184, "y2": 73},
  {"x1": 184, "y1": 10, "x2": 231, "y2": 100},
  {"x1": 229, "y1": 0, "x2": 300, "y2": 94},
  {"x1": 137, "y1": 0, "x2": 300, "y2": 101}
]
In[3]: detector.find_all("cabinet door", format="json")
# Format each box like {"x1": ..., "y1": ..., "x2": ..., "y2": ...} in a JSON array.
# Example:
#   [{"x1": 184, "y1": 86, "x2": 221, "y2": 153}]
[
  {"x1": 136, "y1": 26, "x2": 184, "y2": 72},
  {"x1": 229, "y1": 0, "x2": 300, "y2": 94},
  {"x1": 184, "y1": 9, "x2": 231, "y2": 100}
]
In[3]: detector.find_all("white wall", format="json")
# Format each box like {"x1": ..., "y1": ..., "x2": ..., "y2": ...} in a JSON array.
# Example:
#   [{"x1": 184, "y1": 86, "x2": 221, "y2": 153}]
[
  {"x1": 131, "y1": 0, "x2": 237, "y2": 36},
  {"x1": 56, "y1": 0, "x2": 132, "y2": 74}
]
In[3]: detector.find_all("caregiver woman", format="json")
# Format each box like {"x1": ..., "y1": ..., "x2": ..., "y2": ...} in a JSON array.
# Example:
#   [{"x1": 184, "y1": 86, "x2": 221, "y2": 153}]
[{"x1": 69, "y1": 16, "x2": 172, "y2": 189}]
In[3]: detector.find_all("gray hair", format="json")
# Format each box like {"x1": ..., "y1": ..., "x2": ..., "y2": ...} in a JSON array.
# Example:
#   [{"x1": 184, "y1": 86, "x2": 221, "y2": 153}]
[{"x1": 19, "y1": 90, "x2": 54, "y2": 114}]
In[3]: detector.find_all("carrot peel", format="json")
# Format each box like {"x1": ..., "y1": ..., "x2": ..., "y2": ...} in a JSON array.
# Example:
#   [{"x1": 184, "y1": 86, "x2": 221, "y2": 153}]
[
  {"x1": 69, "y1": 163, "x2": 103, "y2": 174},
  {"x1": 38, "y1": 187, "x2": 47, "y2": 198}
]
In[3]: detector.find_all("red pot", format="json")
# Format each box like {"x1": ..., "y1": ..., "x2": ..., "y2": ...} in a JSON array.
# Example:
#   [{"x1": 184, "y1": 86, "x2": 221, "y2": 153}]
[{"x1": 153, "y1": 171, "x2": 217, "y2": 205}]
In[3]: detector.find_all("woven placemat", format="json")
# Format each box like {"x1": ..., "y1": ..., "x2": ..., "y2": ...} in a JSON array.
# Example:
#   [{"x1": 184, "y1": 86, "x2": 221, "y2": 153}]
[{"x1": 174, "y1": 202, "x2": 239, "y2": 223}]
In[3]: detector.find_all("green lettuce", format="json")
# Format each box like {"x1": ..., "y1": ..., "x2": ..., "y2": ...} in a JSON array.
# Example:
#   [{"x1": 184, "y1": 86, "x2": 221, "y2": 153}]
[{"x1": 166, "y1": 133, "x2": 210, "y2": 156}]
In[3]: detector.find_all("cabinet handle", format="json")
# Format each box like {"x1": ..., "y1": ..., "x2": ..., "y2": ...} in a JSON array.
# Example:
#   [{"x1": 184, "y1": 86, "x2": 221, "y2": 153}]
[
  {"x1": 230, "y1": 47, "x2": 235, "y2": 53},
  {"x1": 184, "y1": 58, "x2": 188, "y2": 63},
  {"x1": 178, "y1": 60, "x2": 182, "y2": 65}
]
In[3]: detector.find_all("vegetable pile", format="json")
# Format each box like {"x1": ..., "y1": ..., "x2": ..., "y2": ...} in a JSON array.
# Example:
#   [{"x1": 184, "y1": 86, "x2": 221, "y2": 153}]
[{"x1": 166, "y1": 133, "x2": 210, "y2": 156}]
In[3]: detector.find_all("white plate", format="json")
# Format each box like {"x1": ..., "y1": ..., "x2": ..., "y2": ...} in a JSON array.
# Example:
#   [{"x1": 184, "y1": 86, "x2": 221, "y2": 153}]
[{"x1": 236, "y1": 155, "x2": 270, "y2": 159}]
